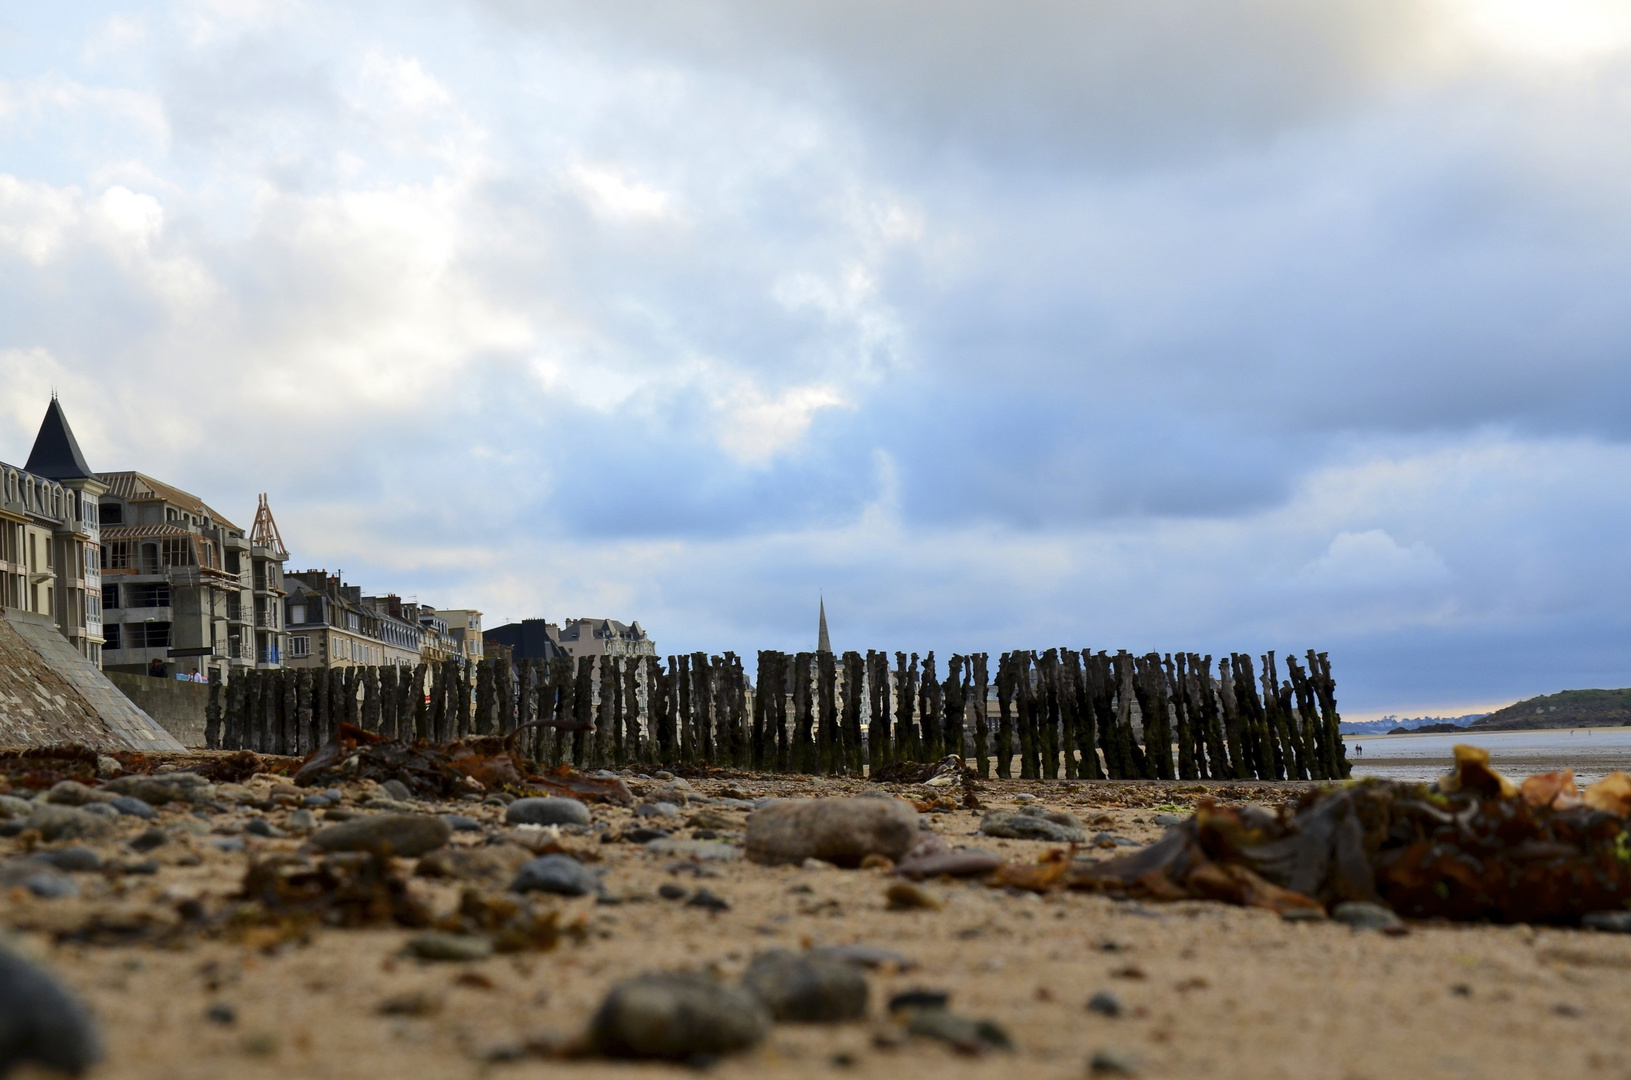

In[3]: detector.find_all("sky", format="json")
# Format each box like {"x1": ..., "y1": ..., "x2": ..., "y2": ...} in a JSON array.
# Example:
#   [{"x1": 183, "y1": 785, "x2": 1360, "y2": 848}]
[{"x1": 3, "y1": 0, "x2": 1631, "y2": 719}]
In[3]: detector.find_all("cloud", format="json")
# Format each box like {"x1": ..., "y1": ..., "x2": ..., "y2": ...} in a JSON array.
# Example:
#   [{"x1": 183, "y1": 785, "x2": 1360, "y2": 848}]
[{"x1": 3, "y1": 0, "x2": 1631, "y2": 722}]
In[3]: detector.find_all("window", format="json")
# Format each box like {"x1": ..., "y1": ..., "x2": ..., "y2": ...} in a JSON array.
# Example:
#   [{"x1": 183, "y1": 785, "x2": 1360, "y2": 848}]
[
  {"x1": 225, "y1": 550, "x2": 240, "y2": 575},
  {"x1": 227, "y1": 597, "x2": 241, "y2": 621},
  {"x1": 289, "y1": 635, "x2": 309, "y2": 658},
  {"x1": 140, "y1": 544, "x2": 159, "y2": 574},
  {"x1": 132, "y1": 622, "x2": 170, "y2": 649},
  {"x1": 161, "y1": 538, "x2": 193, "y2": 567},
  {"x1": 104, "y1": 624, "x2": 121, "y2": 650},
  {"x1": 99, "y1": 502, "x2": 122, "y2": 525},
  {"x1": 84, "y1": 546, "x2": 97, "y2": 572},
  {"x1": 102, "y1": 584, "x2": 120, "y2": 610},
  {"x1": 289, "y1": 604, "x2": 305, "y2": 625},
  {"x1": 104, "y1": 541, "x2": 130, "y2": 569},
  {"x1": 87, "y1": 594, "x2": 100, "y2": 619},
  {"x1": 128, "y1": 583, "x2": 170, "y2": 608}
]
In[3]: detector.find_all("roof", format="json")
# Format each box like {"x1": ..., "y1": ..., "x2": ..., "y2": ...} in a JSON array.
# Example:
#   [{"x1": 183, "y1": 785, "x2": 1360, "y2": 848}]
[
  {"x1": 97, "y1": 471, "x2": 243, "y2": 532},
  {"x1": 25, "y1": 397, "x2": 96, "y2": 482}
]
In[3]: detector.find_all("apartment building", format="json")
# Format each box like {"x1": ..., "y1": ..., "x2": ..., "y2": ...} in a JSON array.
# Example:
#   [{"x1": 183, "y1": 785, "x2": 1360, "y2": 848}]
[
  {"x1": 283, "y1": 572, "x2": 422, "y2": 669},
  {"x1": 1, "y1": 398, "x2": 105, "y2": 661},
  {"x1": 98, "y1": 473, "x2": 290, "y2": 678},
  {"x1": 486, "y1": 616, "x2": 655, "y2": 662}
]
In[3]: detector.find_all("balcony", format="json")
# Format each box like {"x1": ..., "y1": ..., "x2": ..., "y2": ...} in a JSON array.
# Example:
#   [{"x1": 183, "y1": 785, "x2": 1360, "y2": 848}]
[{"x1": 255, "y1": 611, "x2": 277, "y2": 628}]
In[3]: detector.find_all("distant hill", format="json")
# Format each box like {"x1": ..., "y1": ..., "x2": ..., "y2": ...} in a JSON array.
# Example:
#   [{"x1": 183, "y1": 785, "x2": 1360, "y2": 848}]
[{"x1": 1469, "y1": 689, "x2": 1631, "y2": 731}]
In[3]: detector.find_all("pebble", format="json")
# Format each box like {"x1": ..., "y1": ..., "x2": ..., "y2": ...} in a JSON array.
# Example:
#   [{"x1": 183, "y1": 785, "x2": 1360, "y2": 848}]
[
  {"x1": 685, "y1": 889, "x2": 730, "y2": 911},
  {"x1": 109, "y1": 796, "x2": 156, "y2": 819},
  {"x1": 642, "y1": 839, "x2": 740, "y2": 862},
  {"x1": 309, "y1": 813, "x2": 452, "y2": 857},
  {"x1": 206, "y1": 1003, "x2": 237, "y2": 1025},
  {"x1": 244, "y1": 818, "x2": 285, "y2": 838},
  {"x1": 1090, "y1": 1048, "x2": 1140, "y2": 1075},
  {"x1": 80, "y1": 804, "x2": 118, "y2": 820},
  {"x1": 22, "y1": 873, "x2": 78, "y2": 899},
  {"x1": 212, "y1": 838, "x2": 246, "y2": 853},
  {"x1": 301, "y1": 794, "x2": 333, "y2": 809},
  {"x1": 902, "y1": 1008, "x2": 1012, "y2": 1053},
  {"x1": 505, "y1": 798, "x2": 591, "y2": 827},
  {"x1": 24, "y1": 804, "x2": 113, "y2": 842},
  {"x1": 979, "y1": 808, "x2": 1086, "y2": 844},
  {"x1": 634, "y1": 802, "x2": 680, "y2": 820},
  {"x1": 888, "y1": 989, "x2": 950, "y2": 1012},
  {"x1": 101, "y1": 772, "x2": 213, "y2": 806},
  {"x1": 35, "y1": 848, "x2": 101, "y2": 873},
  {"x1": 657, "y1": 883, "x2": 688, "y2": 900},
  {"x1": 622, "y1": 827, "x2": 670, "y2": 844},
  {"x1": 0, "y1": 940, "x2": 103, "y2": 1074},
  {"x1": 742, "y1": 949, "x2": 869, "y2": 1022},
  {"x1": 128, "y1": 828, "x2": 168, "y2": 853},
  {"x1": 885, "y1": 882, "x2": 942, "y2": 911},
  {"x1": 1330, "y1": 901, "x2": 1405, "y2": 932},
  {"x1": 589, "y1": 972, "x2": 769, "y2": 1060},
  {"x1": 381, "y1": 780, "x2": 413, "y2": 802},
  {"x1": 745, "y1": 798, "x2": 920, "y2": 867},
  {"x1": 1152, "y1": 814, "x2": 1185, "y2": 827},
  {"x1": 405, "y1": 932, "x2": 495, "y2": 962},
  {"x1": 0, "y1": 795, "x2": 31, "y2": 819},
  {"x1": 894, "y1": 834, "x2": 1003, "y2": 880},
  {"x1": 1583, "y1": 911, "x2": 1631, "y2": 933},
  {"x1": 1087, "y1": 991, "x2": 1123, "y2": 1017},
  {"x1": 443, "y1": 815, "x2": 482, "y2": 832},
  {"x1": 686, "y1": 811, "x2": 735, "y2": 831},
  {"x1": 511, "y1": 854, "x2": 602, "y2": 896},
  {"x1": 285, "y1": 810, "x2": 317, "y2": 833},
  {"x1": 44, "y1": 781, "x2": 98, "y2": 806}
]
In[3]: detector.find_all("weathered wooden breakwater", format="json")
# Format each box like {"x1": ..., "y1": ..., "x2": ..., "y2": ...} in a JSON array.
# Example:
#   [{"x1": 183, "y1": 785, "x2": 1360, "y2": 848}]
[{"x1": 209, "y1": 648, "x2": 1349, "y2": 782}]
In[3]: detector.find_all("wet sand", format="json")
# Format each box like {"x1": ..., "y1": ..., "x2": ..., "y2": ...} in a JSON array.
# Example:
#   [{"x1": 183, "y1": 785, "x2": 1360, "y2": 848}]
[{"x1": 1347, "y1": 726, "x2": 1631, "y2": 784}]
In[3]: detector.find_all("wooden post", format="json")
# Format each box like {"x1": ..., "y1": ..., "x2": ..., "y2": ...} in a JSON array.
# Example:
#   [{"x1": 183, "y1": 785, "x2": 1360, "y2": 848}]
[
  {"x1": 970, "y1": 652, "x2": 991, "y2": 779},
  {"x1": 994, "y1": 652, "x2": 1014, "y2": 779},
  {"x1": 791, "y1": 652, "x2": 813, "y2": 773},
  {"x1": 816, "y1": 650, "x2": 837, "y2": 774},
  {"x1": 1310, "y1": 651, "x2": 1350, "y2": 778},
  {"x1": 1169, "y1": 654, "x2": 1196, "y2": 781},
  {"x1": 896, "y1": 653, "x2": 919, "y2": 763},
  {"x1": 942, "y1": 654, "x2": 966, "y2": 766}
]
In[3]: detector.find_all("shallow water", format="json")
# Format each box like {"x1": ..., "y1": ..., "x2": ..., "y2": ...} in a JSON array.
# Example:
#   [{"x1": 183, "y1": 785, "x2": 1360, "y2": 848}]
[{"x1": 1344, "y1": 726, "x2": 1631, "y2": 784}]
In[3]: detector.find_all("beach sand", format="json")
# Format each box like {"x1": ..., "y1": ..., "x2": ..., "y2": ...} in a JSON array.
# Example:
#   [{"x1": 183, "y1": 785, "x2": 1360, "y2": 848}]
[{"x1": 4, "y1": 772, "x2": 1627, "y2": 1080}]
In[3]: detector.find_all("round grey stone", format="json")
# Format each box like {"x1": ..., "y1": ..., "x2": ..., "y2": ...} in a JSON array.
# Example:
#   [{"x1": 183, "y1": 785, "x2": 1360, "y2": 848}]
[
  {"x1": 742, "y1": 950, "x2": 869, "y2": 1022},
  {"x1": 1330, "y1": 901, "x2": 1403, "y2": 931},
  {"x1": 0, "y1": 940, "x2": 102, "y2": 1074},
  {"x1": 745, "y1": 798, "x2": 920, "y2": 868},
  {"x1": 108, "y1": 796, "x2": 156, "y2": 820},
  {"x1": 979, "y1": 808, "x2": 1086, "y2": 844},
  {"x1": 511, "y1": 854, "x2": 601, "y2": 896},
  {"x1": 24, "y1": 804, "x2": 113, "y2": 842},
  {"x1": 309, "y1": 813, "x2": 452, "y2": 857},
  {"x1": 590, "y1": 973, "x2": 769, "y2": 1060},
  {"x1": 505, "y1": 798, "x2": 590, "y2": 827},
  {"x1": 405, "y1": 932, "x2": 494, "y2": 962}
]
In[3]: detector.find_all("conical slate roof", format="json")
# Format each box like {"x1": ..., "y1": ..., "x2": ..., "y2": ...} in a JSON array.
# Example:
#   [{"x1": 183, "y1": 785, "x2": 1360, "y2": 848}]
[
  {"x1": 818, "y1": 598, "x2": 832, "y2": 654},
  {"x1": 25, "y1": 397, "x2": 95, "y2": 482}
]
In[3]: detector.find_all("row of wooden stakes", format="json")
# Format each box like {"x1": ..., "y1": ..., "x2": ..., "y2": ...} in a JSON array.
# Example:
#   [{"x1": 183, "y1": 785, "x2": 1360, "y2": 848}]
[{"x1": 209, "y1": 647, "x2": 1349, "y2": 782}]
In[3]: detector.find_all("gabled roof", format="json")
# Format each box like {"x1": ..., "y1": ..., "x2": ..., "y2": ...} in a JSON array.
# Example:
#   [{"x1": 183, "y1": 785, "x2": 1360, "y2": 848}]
[
  {"x1": 97, "y1": 471, "x2": 242, "y2": 532},
  {"x1": 25, "y1": 397, "x2": 96, "y2": 482}
]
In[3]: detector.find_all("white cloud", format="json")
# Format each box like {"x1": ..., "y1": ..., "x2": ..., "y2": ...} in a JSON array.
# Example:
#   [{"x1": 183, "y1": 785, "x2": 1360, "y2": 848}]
[{"x1": 568, "y1": 162, "x2": 672, "y2": 222}]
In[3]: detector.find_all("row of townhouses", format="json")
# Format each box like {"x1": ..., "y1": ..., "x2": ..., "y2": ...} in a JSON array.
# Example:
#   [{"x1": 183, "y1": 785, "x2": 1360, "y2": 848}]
[{"x1": 4, "y1": 397, "x2": 486, "y2": 682}]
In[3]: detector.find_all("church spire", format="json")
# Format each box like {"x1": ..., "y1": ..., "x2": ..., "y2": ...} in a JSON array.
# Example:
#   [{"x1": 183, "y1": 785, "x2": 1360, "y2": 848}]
[
  {"x1": 25, "y1": 396, "x2": 95, "y2": 481},
  {"x1": 817, "y1": 597, "x2": 831, "y2": 654}
]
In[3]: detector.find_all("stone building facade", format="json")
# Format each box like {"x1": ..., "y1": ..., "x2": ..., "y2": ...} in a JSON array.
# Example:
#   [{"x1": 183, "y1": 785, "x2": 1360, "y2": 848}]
[
  {"x1": 486, "y1": 617, "x2": 655, "y2": 662},
  {"x1": 2, "y1": 398, "x2": 105, "y2": 662},
  {"x1": 97, "y1": 473, "x2": 289, "y2": 679},
  {"x1": 283, "y1": 575, "x2": 434, "y2": 669}
]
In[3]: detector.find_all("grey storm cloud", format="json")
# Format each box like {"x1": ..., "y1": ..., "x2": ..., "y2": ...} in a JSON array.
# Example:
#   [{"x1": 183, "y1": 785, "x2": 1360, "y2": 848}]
[{"x1": 3, "y1": 0, "x2": 1631, "y2": 717}]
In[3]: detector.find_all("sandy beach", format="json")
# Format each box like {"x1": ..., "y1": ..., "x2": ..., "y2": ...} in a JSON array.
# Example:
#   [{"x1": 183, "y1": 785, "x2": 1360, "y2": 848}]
[{"x1": 2, "y1": 766, "x2": 1629, "y2": 1080}]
